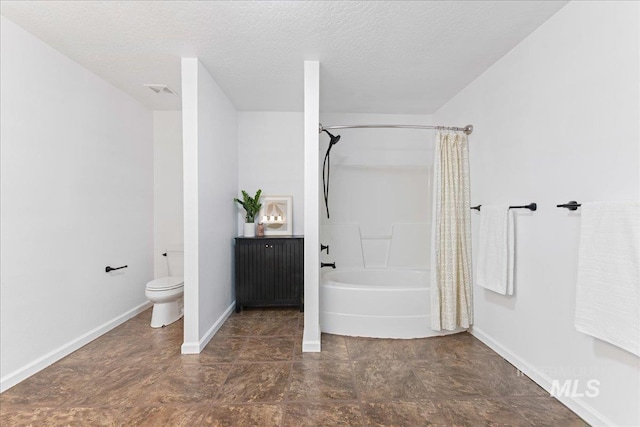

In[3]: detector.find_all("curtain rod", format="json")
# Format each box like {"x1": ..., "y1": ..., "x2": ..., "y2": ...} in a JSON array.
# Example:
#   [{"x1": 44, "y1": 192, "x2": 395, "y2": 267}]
[{"x1": 319, "y1": 123, "x2": 473, "y2": 135}]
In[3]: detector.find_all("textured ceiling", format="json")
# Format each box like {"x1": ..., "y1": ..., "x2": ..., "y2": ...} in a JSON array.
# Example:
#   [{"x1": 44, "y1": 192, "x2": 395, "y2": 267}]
[{"x1": 0, "y1": 1, "x2": 568, "y2": 113}]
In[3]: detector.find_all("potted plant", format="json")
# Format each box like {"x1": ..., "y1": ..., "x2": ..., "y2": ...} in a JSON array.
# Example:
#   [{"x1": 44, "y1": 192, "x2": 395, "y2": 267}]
[{"x1": 234, "y1": 189, "x2": 262, "y2": 237}]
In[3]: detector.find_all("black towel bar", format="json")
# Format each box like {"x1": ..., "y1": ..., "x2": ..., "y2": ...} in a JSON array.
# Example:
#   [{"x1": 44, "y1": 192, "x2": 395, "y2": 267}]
[
  {"x1": 557, "y1": 201, "x2": 581, "y2": 210},
  {"x1": 471, "y1": 203, "x2": 537, "y2": 212},
  {"x1": 105, "y1": 265, "x2": 128, "y2": 273}
]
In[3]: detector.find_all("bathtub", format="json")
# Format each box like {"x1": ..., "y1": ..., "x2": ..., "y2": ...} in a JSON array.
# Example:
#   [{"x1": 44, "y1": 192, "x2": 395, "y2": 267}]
[{"x1": 320, "y1": 268, "x2": 463, "y2": 339}]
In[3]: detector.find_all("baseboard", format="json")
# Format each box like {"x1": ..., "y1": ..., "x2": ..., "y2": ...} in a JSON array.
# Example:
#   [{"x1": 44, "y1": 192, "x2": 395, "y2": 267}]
[
  {"x1": 181, "y1": 301, "x2": 235, "y2": 354},
  {"x1": 0, "y1": 301, "x2": 152, "y2": 393},
  {"x1": 303, "y1": 321, "x2": 321, "y2": 352},
  {"x1": 302, "y1": 339, "x2": 321, "y2": 352},
  {"x1": 470, "y1": 326, "x2": 614, "y2": 427}
]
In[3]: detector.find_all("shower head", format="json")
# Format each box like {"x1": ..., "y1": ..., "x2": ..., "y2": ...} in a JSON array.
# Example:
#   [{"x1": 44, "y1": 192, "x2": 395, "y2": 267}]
[
  {"x1": 321, "y1": 129, "x2": 341, "y2": 219},
  {"x1": 323, "y1": 129, "x2": 341, "y2": 145}
]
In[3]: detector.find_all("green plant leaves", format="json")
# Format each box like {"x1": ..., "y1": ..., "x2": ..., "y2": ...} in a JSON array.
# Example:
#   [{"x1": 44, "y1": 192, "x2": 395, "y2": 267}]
[{"x1": 234, "y1": 189, "x2": 262, "y2": 223}]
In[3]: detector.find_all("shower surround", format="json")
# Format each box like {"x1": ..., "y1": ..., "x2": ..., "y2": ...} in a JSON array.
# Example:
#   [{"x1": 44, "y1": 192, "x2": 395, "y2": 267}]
[{"x1": 318, "y1": 113, "x2": 464, "y2": 338}]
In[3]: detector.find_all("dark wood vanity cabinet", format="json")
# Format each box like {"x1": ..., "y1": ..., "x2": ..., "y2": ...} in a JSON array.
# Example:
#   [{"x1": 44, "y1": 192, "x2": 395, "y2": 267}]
[{"x1": 234, "y1": 236, "x2": 304, "y2": 312}]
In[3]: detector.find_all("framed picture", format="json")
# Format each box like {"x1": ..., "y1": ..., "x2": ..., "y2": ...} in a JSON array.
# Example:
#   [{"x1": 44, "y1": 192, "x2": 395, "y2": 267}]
[{"x1": 258, "y1": 196, "x2": 293, "y2": 236}]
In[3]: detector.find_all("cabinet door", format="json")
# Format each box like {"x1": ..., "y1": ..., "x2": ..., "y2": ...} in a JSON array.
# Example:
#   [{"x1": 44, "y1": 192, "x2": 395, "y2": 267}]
[
  {"x1": 236, "y1": 240, "x2": 274, "y2": 304},
  {"x1": 272, "y1": 239, "x2": 303, "y2": 303}
]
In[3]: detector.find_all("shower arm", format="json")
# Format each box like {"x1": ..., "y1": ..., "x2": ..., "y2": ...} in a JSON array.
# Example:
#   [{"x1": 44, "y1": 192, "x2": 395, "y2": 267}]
[{"x1": 319, "y1": 123, "x2": 473, "y2": 135}]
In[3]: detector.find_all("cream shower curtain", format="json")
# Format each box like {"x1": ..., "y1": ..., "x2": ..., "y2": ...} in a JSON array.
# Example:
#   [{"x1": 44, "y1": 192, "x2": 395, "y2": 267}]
[{"x1": 430, "y1": 130, "x2": 473, "y2": 331}]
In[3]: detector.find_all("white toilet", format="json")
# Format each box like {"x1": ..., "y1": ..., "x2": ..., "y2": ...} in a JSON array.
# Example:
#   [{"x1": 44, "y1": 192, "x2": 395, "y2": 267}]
[{"x1": 145, "y1": 250, "x2": 184, "y2": 328}]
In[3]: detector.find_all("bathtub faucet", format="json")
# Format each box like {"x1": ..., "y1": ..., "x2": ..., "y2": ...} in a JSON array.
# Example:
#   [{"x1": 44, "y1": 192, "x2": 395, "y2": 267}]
[{"x1": 321, "y1": 262, "x2": 336, "y2": 269}]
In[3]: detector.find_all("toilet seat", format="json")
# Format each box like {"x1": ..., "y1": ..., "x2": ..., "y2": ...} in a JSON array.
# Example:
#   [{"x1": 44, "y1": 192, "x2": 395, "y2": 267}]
[{"x1": 146, "y1": 276, "x2": 184, "y2": 291}]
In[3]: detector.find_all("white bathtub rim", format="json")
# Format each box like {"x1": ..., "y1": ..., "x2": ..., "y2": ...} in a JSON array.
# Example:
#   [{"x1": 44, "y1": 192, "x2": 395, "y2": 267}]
[
  {"x1": 322, "y1": 267, "x2": 429, "y2": 289},
  {"x1": 322, "y1": 283, "x2": 430, "y2": 292},
  {"x1": 322, "y1": 267, "x2": 429, "y2": 277}
]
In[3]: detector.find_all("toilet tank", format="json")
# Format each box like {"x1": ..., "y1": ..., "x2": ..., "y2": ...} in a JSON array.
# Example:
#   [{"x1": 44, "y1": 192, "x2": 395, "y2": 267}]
[{"x1": 165, "y1": 249, "x2": 184, "y2": 277}]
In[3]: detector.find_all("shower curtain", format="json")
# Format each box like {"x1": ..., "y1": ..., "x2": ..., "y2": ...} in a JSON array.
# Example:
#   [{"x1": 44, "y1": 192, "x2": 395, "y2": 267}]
[{"x1": 430, "y1": 130, "x2": 473, "y2": 331}]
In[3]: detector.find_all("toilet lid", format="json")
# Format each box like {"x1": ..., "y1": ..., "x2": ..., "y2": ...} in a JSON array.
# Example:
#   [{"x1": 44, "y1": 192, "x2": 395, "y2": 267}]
[{"x1": 146, "y1": 276, "x2": 184, "y2": 291}]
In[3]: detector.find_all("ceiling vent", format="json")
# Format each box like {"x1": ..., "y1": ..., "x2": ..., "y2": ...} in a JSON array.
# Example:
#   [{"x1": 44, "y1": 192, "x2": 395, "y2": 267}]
[{"x1": 144, "y1": 84, "x2": 176, "y2": 95}]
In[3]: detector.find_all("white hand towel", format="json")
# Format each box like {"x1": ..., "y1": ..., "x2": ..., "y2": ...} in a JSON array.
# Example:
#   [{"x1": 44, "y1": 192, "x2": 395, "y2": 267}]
[
  {"x1": 575, "y1": 201, "x2": 639, "y2": 357},
  {"x1": 476, "y1": 206, "x2": 514, "y2": 295}
]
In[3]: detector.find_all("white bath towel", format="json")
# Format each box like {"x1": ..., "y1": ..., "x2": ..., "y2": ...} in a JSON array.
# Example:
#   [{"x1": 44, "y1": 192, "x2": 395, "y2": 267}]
[
  {"x1": 575, "y1": 201, "x2": 640, "y2": 357},
  {"x1": 476, "y1": 206, "x2": 514, "y2": 295}
]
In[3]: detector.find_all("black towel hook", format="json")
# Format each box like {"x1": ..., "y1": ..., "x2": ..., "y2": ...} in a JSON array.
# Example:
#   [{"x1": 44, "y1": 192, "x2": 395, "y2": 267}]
[{"x1": 556, "y1": 201, "x2": 581, "y2": 210}]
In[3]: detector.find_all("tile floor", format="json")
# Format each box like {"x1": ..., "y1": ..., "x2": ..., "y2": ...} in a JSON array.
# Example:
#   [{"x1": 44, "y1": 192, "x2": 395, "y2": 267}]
[{"x1": 0, "y1": 308, "x2": 589, "y2": 426}]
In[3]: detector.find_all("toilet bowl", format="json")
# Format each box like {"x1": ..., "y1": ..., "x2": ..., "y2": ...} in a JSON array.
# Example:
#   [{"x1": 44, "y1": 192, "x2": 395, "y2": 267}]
[{"x1": 145, "y1": 276, "x2": 184, "y2": 328}]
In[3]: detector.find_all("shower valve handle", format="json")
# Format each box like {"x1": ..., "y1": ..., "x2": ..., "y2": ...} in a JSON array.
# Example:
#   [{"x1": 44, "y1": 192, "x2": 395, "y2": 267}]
[{"x1": 321, "y1": 262, "x2": 336, "y2": 269}]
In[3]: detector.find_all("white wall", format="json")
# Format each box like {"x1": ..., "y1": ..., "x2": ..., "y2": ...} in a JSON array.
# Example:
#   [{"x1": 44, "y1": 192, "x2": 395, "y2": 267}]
[
  {"x1": 319, "y1": 113, "x2": 433, "y2": 269},
  {"x1": 237, "y1": 112, "x2": 304, "y2": 235},
  {"x1": 153, "y1": 111, "x2": 184, "y2": 278},
  {"x1": 303, "y1": 61, "x2": 321, "y2": 352},
  {"x1": 435, "y1": 2, "x2": 639, "y2": 426},
  {"x1": 0, "y1": 17, "x2": 154, "y2": 390},
  {"x1": 181, "y1": 58, "x2": 238, "y2": 353}
]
